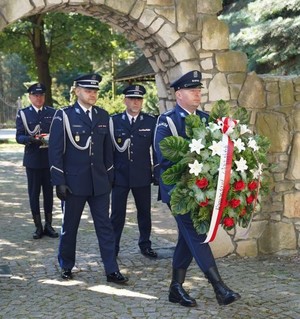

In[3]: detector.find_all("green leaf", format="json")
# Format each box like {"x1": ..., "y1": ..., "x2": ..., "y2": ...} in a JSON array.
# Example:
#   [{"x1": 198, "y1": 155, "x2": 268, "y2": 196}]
[
  {"x1": 170, "y1": 187, "x2": 189, "y2": 215},
  {"x1": 161, "y1": 163, "x2": 187, "y2": 185},
  {"x1": 159, "y1": 136, "x2": 189, "y2": 162},
  {"x1": 208, "y1": 100, "x2": 231, "y2": 122},
  {"x1": 185, "y1": 114, "x2": 202, "y2": 138},
  {"x1": 232, "y1": 107, "x2": 250, "y2": 124}
]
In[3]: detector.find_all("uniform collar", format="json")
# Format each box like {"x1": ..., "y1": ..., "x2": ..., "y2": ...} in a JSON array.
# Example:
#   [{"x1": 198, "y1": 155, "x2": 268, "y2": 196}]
[
  {"x1": 31, "y1": 105, "x2": 43, "y2": 113},
  {"x1": 78, "y1": 102, "x2": 92, "y2": 113}
]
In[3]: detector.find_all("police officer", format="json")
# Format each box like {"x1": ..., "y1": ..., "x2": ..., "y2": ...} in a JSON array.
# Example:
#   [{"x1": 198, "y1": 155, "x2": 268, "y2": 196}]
[
  {"x1": 48, "y1": 73, "x2": 128, "y2": 284},
  {"x1": 16, "y1": 83, "x2": 58, "y2": 239},
  {"x1": 154, "y1": 70, "x2": 241, "y2": 306},
  {"x1": 110, "y1": 85, "x2": 158, "y2": 258}
]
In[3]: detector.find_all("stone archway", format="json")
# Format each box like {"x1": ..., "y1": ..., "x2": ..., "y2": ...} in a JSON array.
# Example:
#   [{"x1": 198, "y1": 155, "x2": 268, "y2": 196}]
[
  {"x1": 1, "y1": 0, "x2": 299, "y2": 256},
  {"x1": 0, "y1": 0, "x2": 236, "y2": 113}
]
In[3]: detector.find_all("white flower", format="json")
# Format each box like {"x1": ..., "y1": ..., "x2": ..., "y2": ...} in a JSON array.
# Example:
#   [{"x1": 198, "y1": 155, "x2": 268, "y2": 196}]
[
  {"x1": 240, "y1": 124, "x2": 252, "y2": 135},
  {"x1": 235, "y1": 157, "x2": 248, "y2": 172},
  {"x1": 233, "y1": 138, "x2": 245, "y2": 153},
  {"x1": 208, "y1": 140, "x2": 223, "y2": 156},
  {"x1": 251, "y1": 163, "x2": 263, "y2": 179},
  {"x1": 189, "y1": 138, "x2": 205, "y2": 155},
  {"x1": 189, "y1": 159, "x2": 203, "y2": 176},
  {"x1": 248, "y1": 137, "x2": 259, "y2": 151}
]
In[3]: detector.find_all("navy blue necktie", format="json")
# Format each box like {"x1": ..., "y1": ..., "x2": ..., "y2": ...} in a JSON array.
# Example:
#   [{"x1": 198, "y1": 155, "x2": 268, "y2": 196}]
[{"x1": 86, "y1": 110, "x2": 91, "y2": 122}]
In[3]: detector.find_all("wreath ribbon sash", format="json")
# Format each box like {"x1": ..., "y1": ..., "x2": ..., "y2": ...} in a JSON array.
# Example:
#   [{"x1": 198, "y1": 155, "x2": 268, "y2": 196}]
[{"x1": 203, "y1": 133, "x2": 234, "y2": 243}]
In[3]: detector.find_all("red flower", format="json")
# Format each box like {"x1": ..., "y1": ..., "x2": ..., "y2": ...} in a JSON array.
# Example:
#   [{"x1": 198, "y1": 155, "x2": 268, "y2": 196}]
[
  {"x1": 234, "y1": 180, "x2": 245, "y2": 191},
  {"x1": 248, "y1": 181, "x2": 258, "y2": 191},
  {"x1": 239, "y1": 208, "x2": 247, "y2": 217},
  {"x1": 199, "y1": 198, "x2": 209, "y2": 207},
  {"x1": 196, "y1": 178, "x2": 209, "y2": 189},
  {"x1": 229, "y1": 198, "x2": 241, "y2": 208},
  {"x1": 223, "y1": 217, "x2": 235, "y2": 228},
  {"x1": 246, "y1": 194, "x2": 255, "y2": 204}
]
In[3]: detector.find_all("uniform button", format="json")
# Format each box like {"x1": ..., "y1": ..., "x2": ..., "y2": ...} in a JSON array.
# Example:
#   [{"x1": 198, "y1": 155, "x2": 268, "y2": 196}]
[
  {"x1": 91, "y1": 153, "x2": 94, "y2": 156},
  {"x1": 130, "y1": 159, "x2": 133, "y2": 162},
  {"x1": 91, "y1": 163, "x2": 94, "y2": 166},
  {"x1": 130, "y1": 135, "x2": 133, "y2": 138}
]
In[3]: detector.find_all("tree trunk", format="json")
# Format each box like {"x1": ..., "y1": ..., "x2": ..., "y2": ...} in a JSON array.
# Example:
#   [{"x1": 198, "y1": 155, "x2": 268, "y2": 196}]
[{"x1": 29, "y1": 15, "x2": 53, "y2": 106}]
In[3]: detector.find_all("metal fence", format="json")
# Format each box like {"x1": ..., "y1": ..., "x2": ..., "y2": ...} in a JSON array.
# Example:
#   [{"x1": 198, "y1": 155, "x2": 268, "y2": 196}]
[{"x1": 0, "y1": 94, "x2": 21, "y2": 128}]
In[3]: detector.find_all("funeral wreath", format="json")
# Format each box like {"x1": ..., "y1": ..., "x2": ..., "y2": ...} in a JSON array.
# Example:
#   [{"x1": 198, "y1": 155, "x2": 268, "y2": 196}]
[{"x1": 160, "y1": 100, "x2": 271, "y2": 239}]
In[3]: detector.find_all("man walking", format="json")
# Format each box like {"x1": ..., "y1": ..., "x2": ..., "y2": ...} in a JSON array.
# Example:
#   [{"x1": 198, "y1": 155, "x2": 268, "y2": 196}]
[
  {"x1": 48, "y1": 73, "x2": 128, "y2": 283},
  {"x1": 110, "y1": 85, "x2": 158, "y2": 258}
]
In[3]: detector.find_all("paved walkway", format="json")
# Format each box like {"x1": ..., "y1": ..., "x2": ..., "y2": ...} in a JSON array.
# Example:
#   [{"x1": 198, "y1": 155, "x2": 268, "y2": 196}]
[{"x1": 0, "y1": 143, "x2": 299, "y2": 319}]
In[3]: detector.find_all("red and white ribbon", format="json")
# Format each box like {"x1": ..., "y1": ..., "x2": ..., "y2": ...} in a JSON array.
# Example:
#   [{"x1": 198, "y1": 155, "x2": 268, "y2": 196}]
[{"x1": 203, "y1": 133, "x2": 234, "y2": 243}]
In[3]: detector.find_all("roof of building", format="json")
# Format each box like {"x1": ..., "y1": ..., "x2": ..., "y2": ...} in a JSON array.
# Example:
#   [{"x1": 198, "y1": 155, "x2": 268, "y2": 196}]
[{"x1": 114, "y1": 55, "x2": 155, "y2": 83}]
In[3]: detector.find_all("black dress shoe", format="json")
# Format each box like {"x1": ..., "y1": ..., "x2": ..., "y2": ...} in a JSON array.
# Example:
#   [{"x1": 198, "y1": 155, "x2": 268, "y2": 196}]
[
  {"x1": 141, "y1": 248, "x2": 158, "y2": 258},
  {"x1": 61, "y1": 268, "x2": 73, "y2": 280},
  {"x1": 106, "y1": 271, "x2": 128, "y2": 284},
  {"x1": 33, "y1": 227, "x2": 43, "y2": 239},
  {"x1": 44, "y1": 224, "x2": 59, "y2": 238}
]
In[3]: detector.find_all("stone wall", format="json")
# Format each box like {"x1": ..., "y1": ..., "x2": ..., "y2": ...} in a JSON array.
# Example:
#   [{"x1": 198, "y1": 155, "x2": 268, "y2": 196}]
[{"x1": 0, "y1": 0, "x2": 299, "y2": 257}]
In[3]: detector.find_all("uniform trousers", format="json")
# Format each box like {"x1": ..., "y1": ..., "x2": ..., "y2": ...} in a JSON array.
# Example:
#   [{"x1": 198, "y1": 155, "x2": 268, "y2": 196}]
[
  {"x1": 58, "y1": 192, "x2": 119, "y2": 275},
  {"x1": 111, "y1": 185, "x2": 152, "y2": 252},
  {"x1": 173, "y1": 212, "x2": 217, "y2": 272},
  {"x1": 26, "y1": 167, "x2": 53, "y2": 216}
]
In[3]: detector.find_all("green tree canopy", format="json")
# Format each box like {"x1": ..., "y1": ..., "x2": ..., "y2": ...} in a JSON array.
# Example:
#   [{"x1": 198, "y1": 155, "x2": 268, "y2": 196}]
[
  {"x1": 0, "y1": 12, "x2": 138, "y2": 106},
  {"x1": 221, "y1": 0, "x2": 300, "y2": 74}
]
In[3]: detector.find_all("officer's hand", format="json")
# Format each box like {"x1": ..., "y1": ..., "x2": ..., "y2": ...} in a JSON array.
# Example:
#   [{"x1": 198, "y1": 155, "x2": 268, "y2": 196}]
[
  {"x1": 152, "y1": 176, "x2": 159, "y2": 186},
  {"x1": 29, "y1": 136, "x2": 43, "y2": 146},
  {"x1": 56, "y1": 185, "x2": 72, "y2": 201}
]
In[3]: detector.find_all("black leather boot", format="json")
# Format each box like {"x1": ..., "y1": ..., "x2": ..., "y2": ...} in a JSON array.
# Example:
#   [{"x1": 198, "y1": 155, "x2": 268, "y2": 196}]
[
  {"x1": 32, "y1": 214, "x2": 43, "y2": 239},
  {"x1": 168, "y1": 268, "x2": 197, "y2": 307},
  {"x1": 205, "y1": 266, "x2": 241, "y2": 306},
  {"x1": 44, "y1": 213, "x2": 59, "y2": 238}
]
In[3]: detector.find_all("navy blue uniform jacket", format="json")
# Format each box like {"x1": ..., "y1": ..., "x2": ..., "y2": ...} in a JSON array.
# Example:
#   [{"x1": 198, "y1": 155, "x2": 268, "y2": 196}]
[
  {"x1": 48, "y1": 102, "x2": 114, "y2": 196},
  {"x1": 154, "y1": 104, "x2": 209, "y2": 203},
  {"x1": 16, "y1": 105, "x2": 56, "y2": 168},
  {"x1": 111, "y1": 112, "x2": 157, "y2": 188}
]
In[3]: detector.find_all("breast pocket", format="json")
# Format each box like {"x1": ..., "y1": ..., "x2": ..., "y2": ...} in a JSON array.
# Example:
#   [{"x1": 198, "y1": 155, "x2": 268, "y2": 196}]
[
  {"x1": 114, "y1": 129, "x2": 129, "y2": 146},
  {"x1": 71, "y1": 125, "x2": 89, "y2": 145},
  {"x1": 138, "y1": 130, "x2": 152, "y2": 139}
]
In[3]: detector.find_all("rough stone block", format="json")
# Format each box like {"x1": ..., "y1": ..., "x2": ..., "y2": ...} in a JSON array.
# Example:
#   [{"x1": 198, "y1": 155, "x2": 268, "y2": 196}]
[
  {"x1": 155, "y1": 8, "x2": 175, "y2": 24},
  {"x1": 227, "y1": 73, "x2": 246, "y2": 84},
  {"x1": 155, "y1": 23, "x2": 180, "y2": 47},
  {"x1": 129, "y1": 0, "x2": 145, "y2": 20},
  {"x1": 202, "y1": 16, "x2": 229, "y2": 50},
  {"x1": 266, "y1": 92, "x2": 280, "y2": 108},
  {"x1": 197, "y1": 0, "x2": 223, "y2": 14},
  {"x1": 147, "y1": 0, "x2": 173, "y2": 5},
  {"x1": 236, "y1": 240, "x2": 258, "y2": 257},
  {"x1": 256, "y1": 112, "x2": 289, "y2": 153},
  {"x1": 176, "y1": 0, "x2": 197, "y2": 33},
  {"x1": 279, "y1": 79, "x2": 294, "y2": 106},
  {"x1": 105, "y1": 0, "x2": 135, "y2": 14},
  {"x1": 208, "y1": 73, "x2": 230, "y2": 101},
  {"x1": 210, "y1": 227, "x2": 234, "y2": 258},
  {"x1": 169, "y1": 38, "x2": 198, "y2": 62},
  {"x1": 216, "y1": 51, "x2": 247, "y2": 72},
  {"x1": 284, "y1": 192, "x2": 300, "y2": 218},
  {"x1": 286, "y1": 133, "x2": 300, "y2": 180},
  {"x1": 137, "y1": 8, "x2": 157, "y2": 29},
  {"x1": 258, "y1": 222, "x2": 297, "y2": 254},
  {"x1": 238, "y1": 72, "x2": 265, "y2": 109}
]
